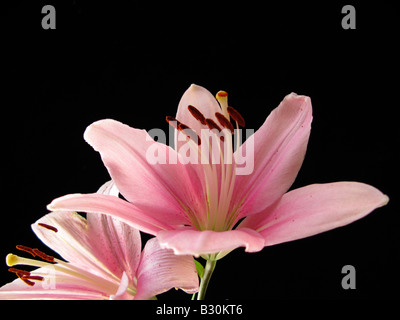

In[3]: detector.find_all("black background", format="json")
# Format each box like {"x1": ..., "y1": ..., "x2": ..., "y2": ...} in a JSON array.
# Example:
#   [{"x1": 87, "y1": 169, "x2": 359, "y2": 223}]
[{"x1": 1, "y1": 1, "x2": 399, "y2": 302}]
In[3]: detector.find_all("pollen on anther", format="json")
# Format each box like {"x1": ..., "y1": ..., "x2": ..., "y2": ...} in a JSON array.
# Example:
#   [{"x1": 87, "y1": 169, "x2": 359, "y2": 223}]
[
  {"x1": 227, "y1": 106, "x2": 245, "y2": 127},
  {"x1": 166, "y1": 116, "x2": 181, "y2": 130},
  {"x1": 8, "y1": 267, "x2": 44, "y2": 286},
  {"x1": 215, "y1": 112, "x2": 234, "y2": 133},
  {"x1": 205, "y1": 118, "x2": 222, "y2": 132},
  {"x1": 178, "y1": 123, "x2": 201, "y2": 145},
  {"x1": 8, "y1": 268, "x2": 30, "y2": 276},
  {"x1": 188, "y1": 105, "x2": 206, "y2": 125},
  {"x1": 24, "y1": 275, "x2": 44, "y2": 281},
  {"x1": 16, "y1": 245, "x2": 36, "y2": 257},
  {"x1": 32, "y1": 248, "x2": 55, "y2": 263},
  {"x1": 38, "y1": 223, "x2": 58, "y2": 233}
]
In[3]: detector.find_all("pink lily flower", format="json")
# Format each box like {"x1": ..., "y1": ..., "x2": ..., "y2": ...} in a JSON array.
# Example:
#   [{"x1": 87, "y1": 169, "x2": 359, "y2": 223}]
[
  {"x1": 0, "y1": 181, "x2": 199, "y2": 300},
  {"x1": 47, "y1": 84, "x2": 389, "y2": 260}
]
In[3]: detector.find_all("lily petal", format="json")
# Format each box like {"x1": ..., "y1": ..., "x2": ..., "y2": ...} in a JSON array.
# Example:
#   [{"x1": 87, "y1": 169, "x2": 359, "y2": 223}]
[
  {"x1": 240, "y1": 182, "x2": 389, "y2": 246},
  {"x1": 157, "y1": 228, "x2": 265, "y2": 257},
  {"x1": 134, "y1": 238, "x2": 199, "y2": 300},
  {"x1": 86, "y1": 213, "x2": 142, "y2": 282},
  {"x1": 84, "y1": 119, "x2": 200, "y2": 226},
  {"x1": 175, "y1": 84, "x2": 222, "y2": 138},
  {"x1": 234, "y1": 93, "x2": 312, "y2": 217},
  {"x1": 48, "y1": 193, "x2": 172, "y2": 235},
  {"x1": 109, "y1": 272, "x2": 132, "y2": 300}
]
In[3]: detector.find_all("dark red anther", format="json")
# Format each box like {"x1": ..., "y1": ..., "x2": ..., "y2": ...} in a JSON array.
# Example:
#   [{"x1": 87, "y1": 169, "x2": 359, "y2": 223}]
[
  {"x1": 32, "y1": 248, "x2": 55, "y2": 263},
  {"x1": 9, "y1": 267, "x2": 44, "y2": 286},
  {"x1": 215, "y1": 112, "x2": 234, "y2": 133},
  {"x1": 177, "y1": 123, "x2": 189, "y2": 131},
  {"x1": 205, "y1": 119, "x2": 225, "y2": 142},
  {"x1": 166, "y1": 116, "x2": 182, "y2": 130},
  {"x1": 188, "y1": 105, "x2": 206, "y2": 125},
  {"x1": 227, "y1": 106, "x2": 245, "y2": 127},
  {"x1": 24, "y1": 275, "x2": 44, "y2": 281},
  {"x1": 16, "y1": 245, "x2": 36, "y2": 257},
  {"x1": 205, "y1": 118, "x2": 222, "y2": 132},
  {"x1": 8, "y1": 268, "x2": 30, "y2": 276},
  {"x1": 178, "y1": 123, "x2": 201, "y2": 145},
  {"x1": 16, "y1": 245, "x2": 55, "y2": 263},
  {"x1": 20, "y1": 277, "x2": 35, "y2": 286},
  {"x1": 38, "y1": 223, "x2": 58, "y2": 233}
]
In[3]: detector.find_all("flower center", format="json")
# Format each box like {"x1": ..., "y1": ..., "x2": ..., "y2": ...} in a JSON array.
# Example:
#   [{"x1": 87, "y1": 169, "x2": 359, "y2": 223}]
[{"x1": 166, "y1": 91, "x2": 246, "y2": 232}]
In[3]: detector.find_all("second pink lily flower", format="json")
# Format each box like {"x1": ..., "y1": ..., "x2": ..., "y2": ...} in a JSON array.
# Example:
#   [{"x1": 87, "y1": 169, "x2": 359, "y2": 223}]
[{"x1": 48, "y1": 84, "x2": 388, "y2": 259}]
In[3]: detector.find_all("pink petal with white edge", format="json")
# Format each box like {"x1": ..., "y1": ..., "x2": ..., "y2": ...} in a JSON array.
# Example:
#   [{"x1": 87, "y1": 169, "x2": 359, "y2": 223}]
[
  {"x1": 234, "y1": 93, "x2": 313, "y2": 217},
  {"x1": 175, "y1": 84, "x2": 222, "y2": 139},
  {"x1": 84, "y1": 119, "x2": 201, "y2": 226},
  {"x1": 157, "y1": 228, "x2": 265, "y2": 257},
  {"x1": 240, "y1": 182, "x2": 389, "y2": 246},
  {"x1": 48, "y1": 193, "x2": 172, "y2": 236},
  {"x1": 134, "y1": 238, "x2": 199, "y2": 300},
  {"x1": 33, "y1": 211, "x2": 117, "y2": 282}
]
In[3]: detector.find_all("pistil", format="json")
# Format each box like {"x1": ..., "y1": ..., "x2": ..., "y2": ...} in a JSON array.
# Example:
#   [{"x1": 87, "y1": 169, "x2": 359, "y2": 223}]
[{"x1": 216, "y1": 91, "x2": 229, "y2": 119}]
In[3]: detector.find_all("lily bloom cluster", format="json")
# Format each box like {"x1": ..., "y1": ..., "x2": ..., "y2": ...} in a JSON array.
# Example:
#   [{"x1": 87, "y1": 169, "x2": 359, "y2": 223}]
[
  {"x1": 0, "y1": 181, "x2": 199, "y2": 299},
  {"x1": 0, "y1": 84, "x2": 388, "y2": 299}
]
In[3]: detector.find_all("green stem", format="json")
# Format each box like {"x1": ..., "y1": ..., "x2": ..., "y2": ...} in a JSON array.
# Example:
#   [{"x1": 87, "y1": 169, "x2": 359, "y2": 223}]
[{"x1": 197, "y1": 259, "x2": 217, "y2": 300}]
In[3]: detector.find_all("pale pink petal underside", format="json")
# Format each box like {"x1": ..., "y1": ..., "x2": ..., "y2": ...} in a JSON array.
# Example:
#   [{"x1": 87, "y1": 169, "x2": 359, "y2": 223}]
[
  {"x1": 157, "y1": 228, "x2": 265, "y2": 257},
  {"x1": 134, "y1": 238, "x2": 199, "y2": 300}
]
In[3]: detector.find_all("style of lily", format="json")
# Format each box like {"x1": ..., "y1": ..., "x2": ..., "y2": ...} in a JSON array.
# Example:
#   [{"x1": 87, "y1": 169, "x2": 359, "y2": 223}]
[
  {"x1": 0, "y1": 181, "x2": 199, "y2": 299},
  {"x1": 47, "y1": 84, "x2": 389, "y2": 299}
]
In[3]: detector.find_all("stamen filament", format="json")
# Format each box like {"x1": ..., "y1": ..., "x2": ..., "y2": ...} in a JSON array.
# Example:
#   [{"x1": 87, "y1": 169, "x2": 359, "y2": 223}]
[{"x1": 223, "y1": 122, "x2": 241, "y2": 230}]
